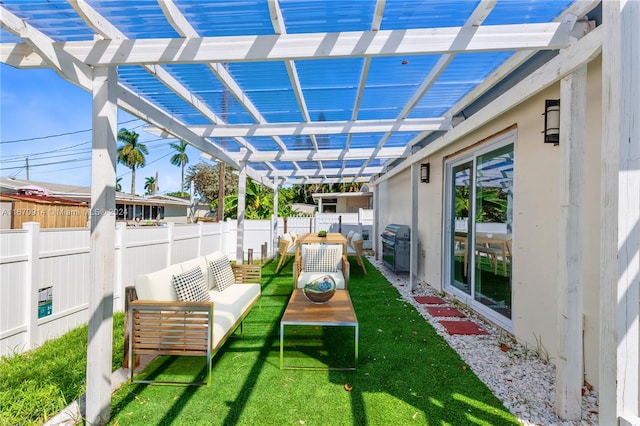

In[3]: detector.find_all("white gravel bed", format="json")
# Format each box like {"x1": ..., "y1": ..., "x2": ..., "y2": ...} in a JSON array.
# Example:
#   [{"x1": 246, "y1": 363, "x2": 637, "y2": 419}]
[{"x1": 367, "y1": 256, "x2": 599, "y2": 426}]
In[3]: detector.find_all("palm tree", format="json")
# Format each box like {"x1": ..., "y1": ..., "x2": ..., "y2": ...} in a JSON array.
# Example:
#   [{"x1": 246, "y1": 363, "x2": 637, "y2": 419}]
[
  {"x1": 144, "y1": 176, "x2": 157, "y2": 195},
  {"x1": 169, "y1": 140, "x2": 189, "y2": 196},
  {"x1": 117, "y1": 128, "x2": 148, "y2": 195}
]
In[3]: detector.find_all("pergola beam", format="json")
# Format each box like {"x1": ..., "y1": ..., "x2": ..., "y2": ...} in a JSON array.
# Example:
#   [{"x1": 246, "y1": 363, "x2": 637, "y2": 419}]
[
  {"x1": 69, "y1": 0, "x2": 258, "y2": 155},
  {"x1": 364, "y1": 0, "x2": 499, "y2": 171},
  {"x1": 170, "y1": 118, "x2": 449, "y2": 138},
  {"x1": 235, "y1": 147, "x2": 406, "y2": 162},
  {"x1": 8, "y1": 22, "x2": 576, "y2": 67},
  {"x1": 261, "y1": 166, "x2": 384, "y2": 178},
  {"x1": 268, "y1": 0, "x2": 318, "y2": 154},
  {"x1": 375, "y1": 25, "x2": 603, "y2": 184}
]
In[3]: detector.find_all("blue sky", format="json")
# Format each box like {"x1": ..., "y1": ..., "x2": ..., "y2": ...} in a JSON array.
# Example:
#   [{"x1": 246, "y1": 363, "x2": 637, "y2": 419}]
[{"x1": 0, "y1": 63, "x2": 203, "y2": 195}]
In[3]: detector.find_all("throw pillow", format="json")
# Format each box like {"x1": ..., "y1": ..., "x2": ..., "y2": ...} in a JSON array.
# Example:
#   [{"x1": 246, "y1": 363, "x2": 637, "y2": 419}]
[
  {"x1": 172, "y1": 266, "x2": 210, "y2": 302},
  {"x1": 209, "y1": 256, "x2": 235, "y2": 291}
]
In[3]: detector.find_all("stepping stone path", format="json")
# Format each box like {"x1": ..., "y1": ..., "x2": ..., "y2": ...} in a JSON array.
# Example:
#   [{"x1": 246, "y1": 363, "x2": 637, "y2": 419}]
[{"x1": 413, "y1": 295, "x2": 488, "y2": 335}]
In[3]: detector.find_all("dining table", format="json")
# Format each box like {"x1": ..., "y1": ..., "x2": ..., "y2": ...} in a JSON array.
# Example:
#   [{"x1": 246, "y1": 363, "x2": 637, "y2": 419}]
[
  {"x1": 455, "y1": 231, "x2": 512, "y2": 276},
  {"x1": 475, "y1": 232, "x2": 512, "y2": 276},
  {"x1": 294, "y1": 232, "x2": 348, "y2": 258}
]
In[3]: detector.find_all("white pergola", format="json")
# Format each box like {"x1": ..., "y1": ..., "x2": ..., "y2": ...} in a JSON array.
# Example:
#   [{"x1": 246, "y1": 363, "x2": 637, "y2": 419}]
[{"x1": 1, "y1": 1, "x2": 638, "y2": 425}]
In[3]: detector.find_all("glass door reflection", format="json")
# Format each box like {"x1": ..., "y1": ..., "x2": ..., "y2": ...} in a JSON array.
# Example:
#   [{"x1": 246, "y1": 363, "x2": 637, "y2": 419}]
[
  {"x1": 451, "y1": 161, "x2": 473, "y2": 295},
  {"x1": 473, "y1": 144, "x2": 513, "y2": 319}
]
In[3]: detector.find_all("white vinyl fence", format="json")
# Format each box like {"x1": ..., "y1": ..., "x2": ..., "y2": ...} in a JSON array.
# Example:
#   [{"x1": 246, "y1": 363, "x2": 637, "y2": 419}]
[{"x1": 0, "y1": 211, "x2": 372, "y2": 357}]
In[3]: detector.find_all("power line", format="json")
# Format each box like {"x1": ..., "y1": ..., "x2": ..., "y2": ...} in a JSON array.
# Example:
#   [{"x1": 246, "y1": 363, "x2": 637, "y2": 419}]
[
  {"x1": 1, "y1": 149, "x2": 90, "y2": 164},
  {"x1": 1, "y1": 137, "x2": 170, "y2": 164},
  {"x1": 0, "y1": 157, "x2": 92, "y2": 170},
  {"x1": 0, "y1": 118, "x2": 141, "y2": 144},
  {"x1": 1, "y1": 140, "x2": 91, "y2": 161}
]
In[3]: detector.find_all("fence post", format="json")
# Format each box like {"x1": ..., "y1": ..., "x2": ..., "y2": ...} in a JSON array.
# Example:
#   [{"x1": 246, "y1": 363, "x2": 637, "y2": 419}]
[
  {"x1": 166, "y1": 222, "x2": 175, "y2": 267},
  {"x1": 247, "y1": 248, "x2": 253, "y2": 265},
  {"x1": 283, "y1": 217, "x2": 288, "y2": 234},
  {"x1": 261, "y1": 242, "x2": 267, "y2": 263},
  {"x1": 114, "y1": 222, "x2": 126, "y2": 311},
  {"x1": 23, "y1": 222, "x2": 40, "y2": 351},
  {"x1": 339, "y1": 215, "x2": 342, "y2": 233},
  {"x1": 309, "y1": 217, "x2": 313, "y2": 233},
  {"x1": 197, "y1": 221, "x2": 204, "y2": 256}
]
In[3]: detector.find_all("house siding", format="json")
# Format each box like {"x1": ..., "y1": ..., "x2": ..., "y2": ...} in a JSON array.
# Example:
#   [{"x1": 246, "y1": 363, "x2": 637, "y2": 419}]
[{"x1": 378, "y1": 55, "x2": 603, "y2": 388}]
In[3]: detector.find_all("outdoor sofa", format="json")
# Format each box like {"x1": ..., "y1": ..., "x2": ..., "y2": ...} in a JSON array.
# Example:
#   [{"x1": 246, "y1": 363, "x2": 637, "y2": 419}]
[{"x1": 124, "y1": 251, "x2": 261, "y2": 385}]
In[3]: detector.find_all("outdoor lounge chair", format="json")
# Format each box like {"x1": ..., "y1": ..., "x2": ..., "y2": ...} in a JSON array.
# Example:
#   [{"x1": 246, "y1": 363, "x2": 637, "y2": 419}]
[
  {"x1": 346, "y1": 231, "x2": 367, "y2": 274},
  {"x1": 275, "y1": 233, "x2": 296, "y2": 273}
]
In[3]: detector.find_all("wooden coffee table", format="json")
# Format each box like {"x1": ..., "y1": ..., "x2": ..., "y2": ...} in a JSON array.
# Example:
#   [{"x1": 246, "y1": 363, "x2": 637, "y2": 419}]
[{"x1": 280, "y1": 289, "x2": 358, "y2": 370}]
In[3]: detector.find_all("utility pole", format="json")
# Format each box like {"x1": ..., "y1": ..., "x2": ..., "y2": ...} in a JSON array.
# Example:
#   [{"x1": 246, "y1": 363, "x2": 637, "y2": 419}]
[{"x1": 25, "y1": 157, "x2": 29, "y2": 180}]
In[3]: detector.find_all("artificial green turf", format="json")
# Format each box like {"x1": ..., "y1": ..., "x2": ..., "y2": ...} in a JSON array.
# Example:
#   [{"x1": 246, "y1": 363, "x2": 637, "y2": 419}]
[
  {"x1": 0, "y1": 313, "x2": 124, "y2": 424},
  {"x1": 110, "y1": 258, "x2": 519, "y2": 426}
]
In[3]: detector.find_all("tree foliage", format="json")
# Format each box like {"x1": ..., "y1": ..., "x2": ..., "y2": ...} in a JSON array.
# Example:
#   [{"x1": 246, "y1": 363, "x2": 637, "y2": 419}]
[
  {"x1": 169, "y1": 140, "x2": 189, "y2": 197},
  {"x1": 221, "y1": 179, "x2": 303, "y2": 220},
  {"x1": 116, "y1": 128, "x2": 148, "y2": 195},
  {"x1": 144, "y1": 176, "x2": 157, "y2": 195},
  {"x1": 185, "y1": 162, "x2": 238, "y2": 203}
]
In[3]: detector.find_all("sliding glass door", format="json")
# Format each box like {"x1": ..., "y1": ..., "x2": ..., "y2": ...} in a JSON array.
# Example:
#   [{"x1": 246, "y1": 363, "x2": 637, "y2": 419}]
[
  {"x1": 450, "y1": 161, "x2": 473, "y2": 295},
  {"x1": 445, "y1": 135, "x2": 514, "y2": 326}
]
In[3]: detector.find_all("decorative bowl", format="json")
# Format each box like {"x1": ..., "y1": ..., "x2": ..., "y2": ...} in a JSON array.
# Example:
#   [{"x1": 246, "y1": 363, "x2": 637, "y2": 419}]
[
  {"x1": 317, "y1": 230, "x2": 327, "y2": 237},
  {"x1": 303, "y1": 275, "x2": 336, "y2": 304}
]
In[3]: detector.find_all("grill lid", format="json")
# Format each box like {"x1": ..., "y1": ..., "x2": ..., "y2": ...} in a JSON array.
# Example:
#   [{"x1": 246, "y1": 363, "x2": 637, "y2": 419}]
[{"x1": 381, "y1": 224, "x2": 410, "y2": 241}]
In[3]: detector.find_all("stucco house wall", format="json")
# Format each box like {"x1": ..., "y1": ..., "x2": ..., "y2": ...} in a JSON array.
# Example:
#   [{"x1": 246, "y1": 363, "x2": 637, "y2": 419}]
[{"x1": 378, "y1": 56, "x2": 603, "y2": 388}]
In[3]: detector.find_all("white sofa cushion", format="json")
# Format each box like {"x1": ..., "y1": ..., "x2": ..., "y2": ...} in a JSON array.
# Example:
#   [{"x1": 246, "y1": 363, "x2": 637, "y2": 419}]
[
  {"x1": 297, "y1": 271, "x2": 346, "y2": 290},
  {"x1": 208, "y1": 284, "x2": 261, "y2": 348},
  {"x1": 172, "y1": 266, "x2": 210, "y2": 302},
  {"x1": 179, "y1": 256, "x2": 210, "y2": 285},
  {"x1": 134, "y1": 263, "x2": 183, "y2": 302}
]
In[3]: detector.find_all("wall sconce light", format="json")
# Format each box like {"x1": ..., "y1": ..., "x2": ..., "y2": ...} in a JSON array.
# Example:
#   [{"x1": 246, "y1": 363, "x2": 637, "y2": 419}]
[
  {"x1": 420, "y1": 163, "x2": 430, "y2": 183},
  {"x1": 543, "y1": 99, "x2": 560, "y2": 145}
]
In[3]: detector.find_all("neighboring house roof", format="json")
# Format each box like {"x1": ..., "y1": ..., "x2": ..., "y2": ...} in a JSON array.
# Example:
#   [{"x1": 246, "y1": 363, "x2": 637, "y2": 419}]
[
  {"x1": 0, "y1": 193, "x2": 87, "y2": 206},
  {"x1": 291, "y1": 203, "x2": 316, "y2": 215},
  {"x1": 0, "y1": 177, "x2": 195, "y2": 207},
  {"x1": 312, "y1": 192, "x2": 373, "y2": 202},
  {"x1": 0, "y1": 177, "x2": 90, "y2": 198}
]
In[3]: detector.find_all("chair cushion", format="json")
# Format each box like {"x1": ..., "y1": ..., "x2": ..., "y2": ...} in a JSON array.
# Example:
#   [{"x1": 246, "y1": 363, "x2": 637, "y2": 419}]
[
  {"x1": 297, "y1": 271, "x2": 346, "y2": 290},
  {"x1": 208, "y1": 255, "x2": 236, "y2": 292},
  {"x1": 172, "y1": 266, "x2": 210, "y2": 302},
  {"x1": 280, "y1": 233, "x2": 295, "y2": 253},
  {"x1": 346, "y1": 230, "x2": 355, "y2": 246},
  {"x1": 302, "y1": 244, "x2": 341, "y2": 272}
]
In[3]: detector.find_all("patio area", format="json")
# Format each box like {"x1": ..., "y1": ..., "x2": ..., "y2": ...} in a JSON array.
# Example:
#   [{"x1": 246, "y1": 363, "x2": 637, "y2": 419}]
[
  {"x1": 1, "y1": 1, "x2": 638, "y2": 424},
  {"x1": 36, "y1": 255, "x2": 598, "y2": 425}
]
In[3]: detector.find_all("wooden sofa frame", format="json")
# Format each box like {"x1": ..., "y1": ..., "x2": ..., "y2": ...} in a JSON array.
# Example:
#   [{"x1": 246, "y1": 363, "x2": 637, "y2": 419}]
[{"x1": 124, "y1": 263, "x2": 261, "y2": 386}]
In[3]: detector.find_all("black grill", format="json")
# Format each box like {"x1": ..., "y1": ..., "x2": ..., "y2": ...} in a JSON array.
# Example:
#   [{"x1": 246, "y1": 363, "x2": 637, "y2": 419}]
[{"x1": 380, "y1": 224, "x2": 410, "y2": 273}]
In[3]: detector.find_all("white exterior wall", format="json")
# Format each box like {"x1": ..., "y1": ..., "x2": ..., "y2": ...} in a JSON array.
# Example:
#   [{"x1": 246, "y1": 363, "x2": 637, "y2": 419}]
[{"x1": 381, "y1": 56, "x2": 603, "y2": 388}]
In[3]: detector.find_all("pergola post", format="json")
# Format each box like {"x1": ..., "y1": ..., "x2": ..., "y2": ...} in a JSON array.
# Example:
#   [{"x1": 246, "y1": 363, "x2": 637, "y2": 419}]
[
  {"x1": 555, "y1": 65, "x2": 587, "y2": 420},
  {"x1": 272, "y1": 178, "x2": 279, "y2": 259},
  {"x1": 86, "y1": 66, "x2": 117, "y2": 425},
  {"x1": 600, "y1": 1, "x2": 640, "y2": 425},
  {"x1": 410, "y1": 162, "x2": 419, "y2": 290},
  {"x1": 236, "y1": 161, "x2": 247, "y2": 264},
  {"x1": 373, "y1": 183, "x2": 379, "y2": 260}
]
